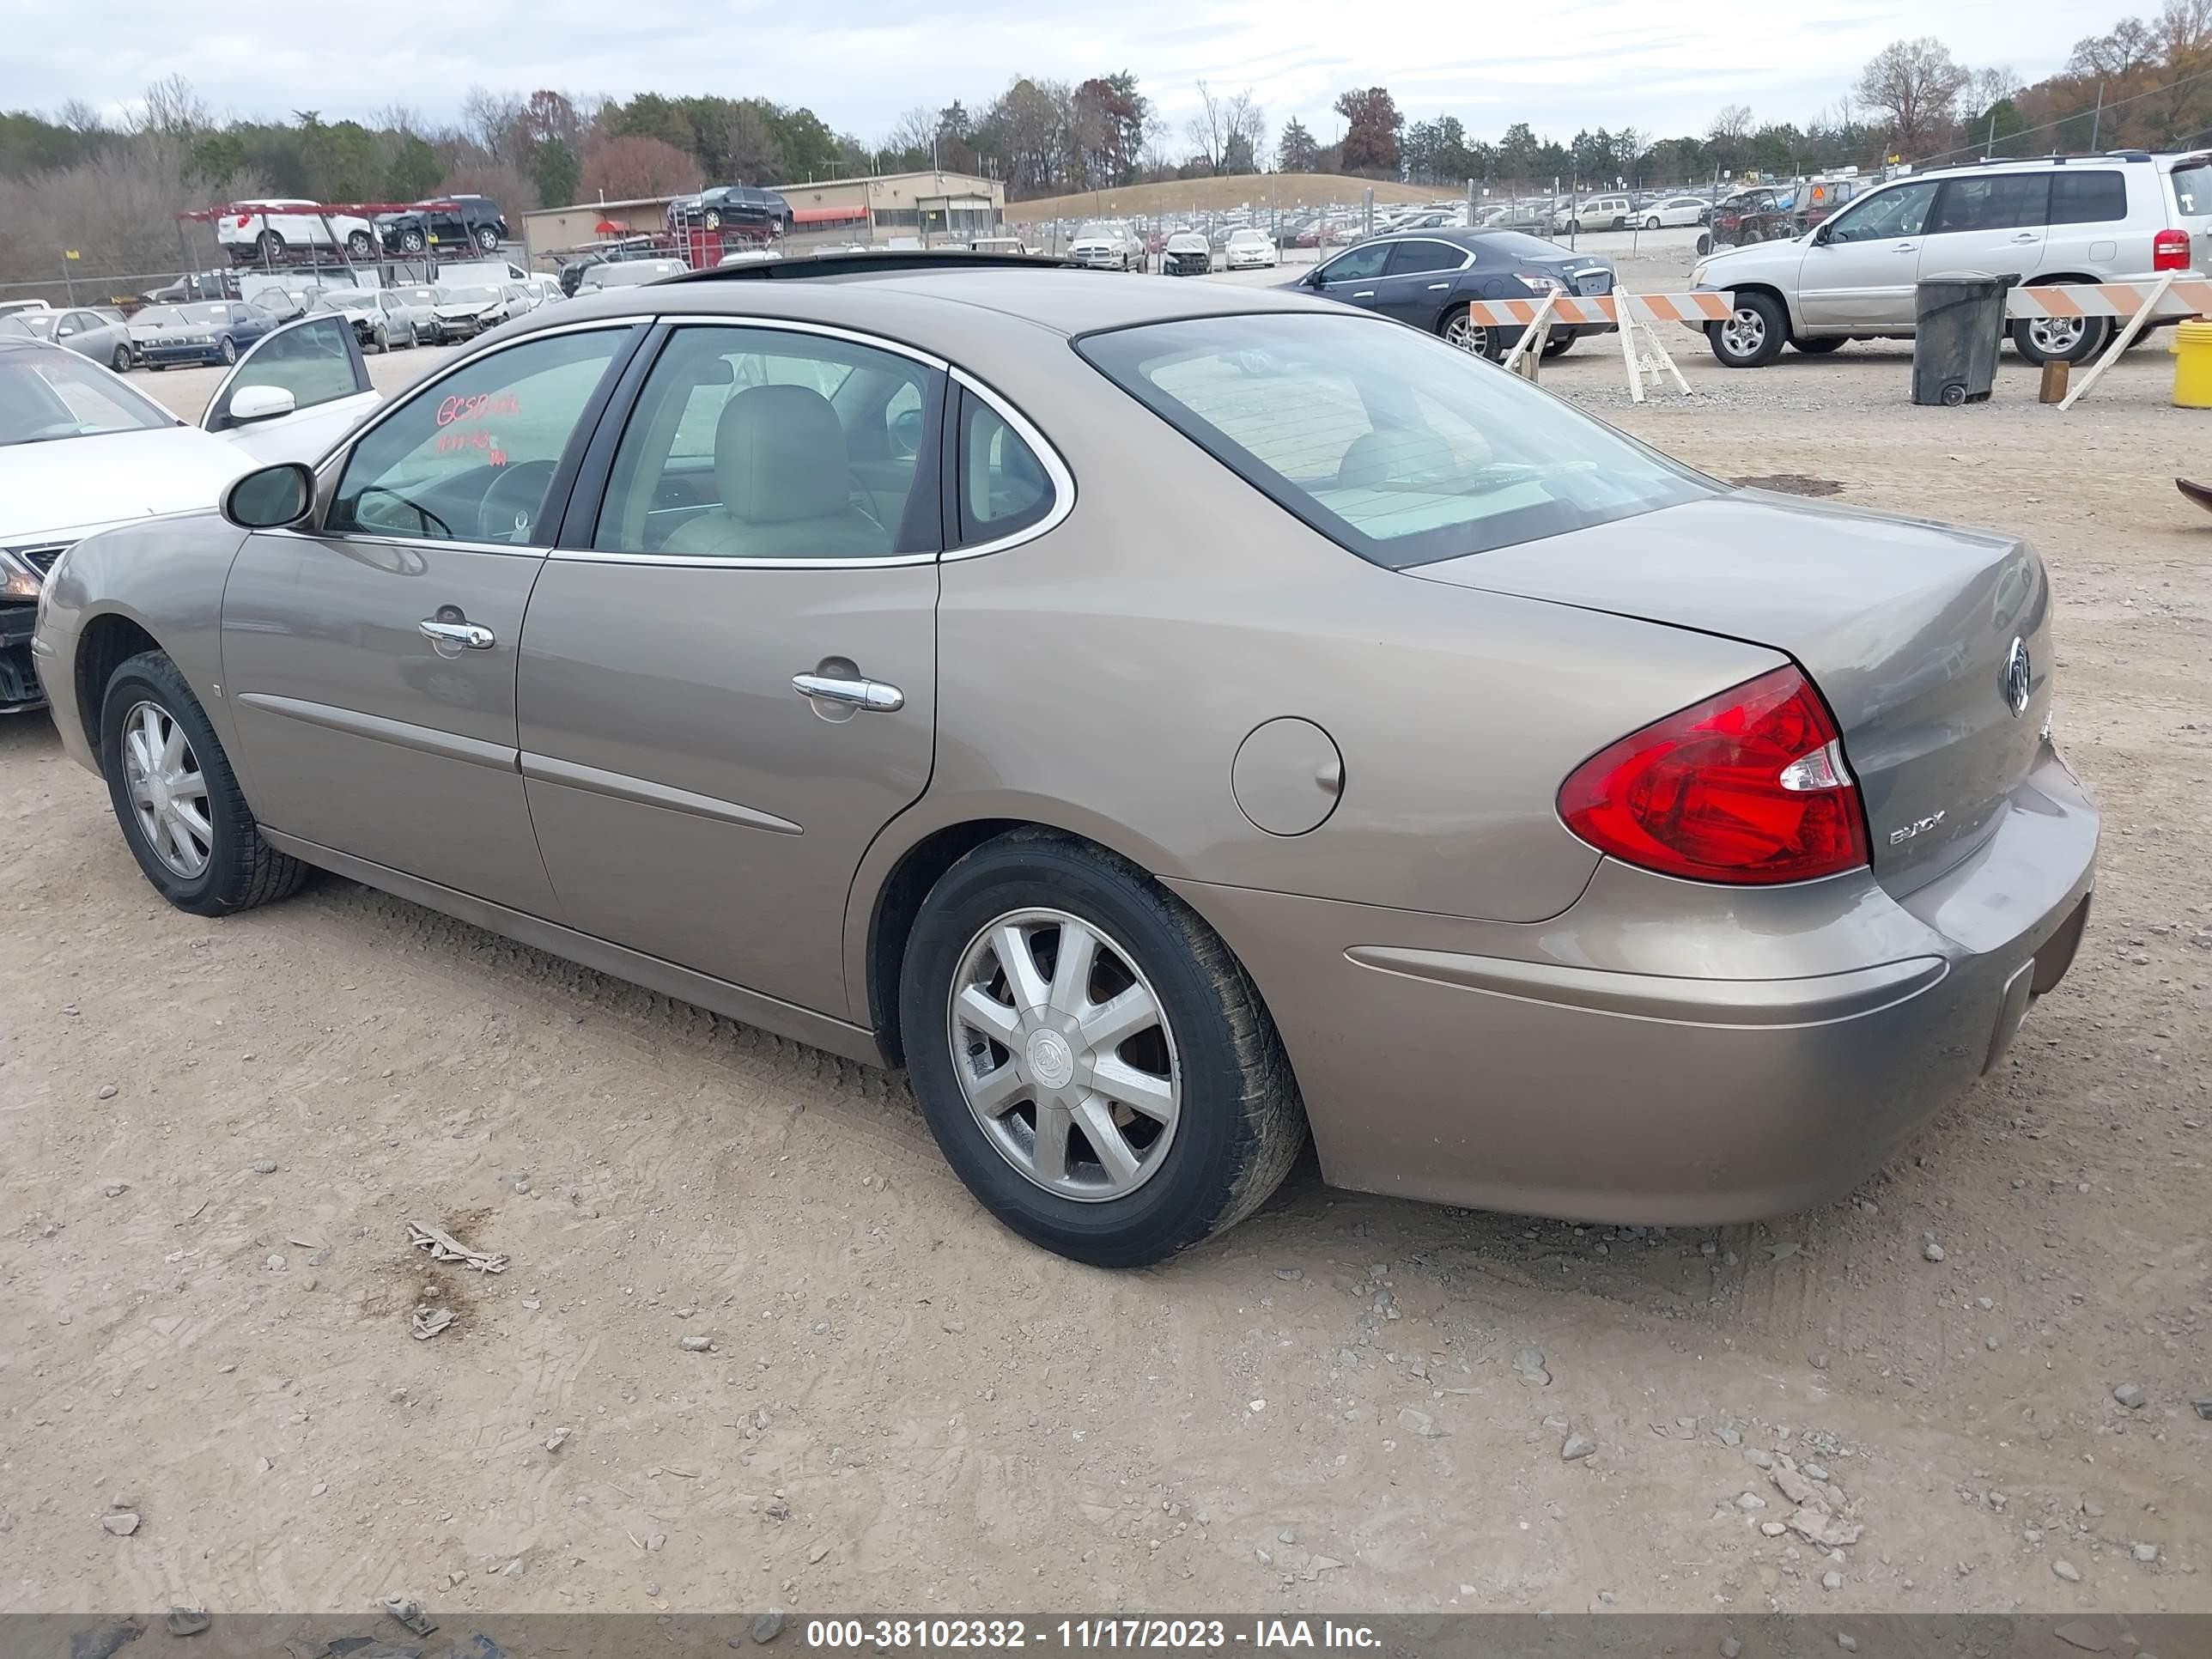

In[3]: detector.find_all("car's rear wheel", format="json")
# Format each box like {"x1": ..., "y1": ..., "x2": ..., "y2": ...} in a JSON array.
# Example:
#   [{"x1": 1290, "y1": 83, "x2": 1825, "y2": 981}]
[
  {"x1": 899, "y1": 831, "x2": 1306, "y2": 1267},
  {"x1": 110, "y1": 344, "x2": 131, "y2": 372},
  {"x1": 1441, "y1": 304, "x2": 1503, "y2": 360},
  {"x1": 1707, "y1": 291, "x2": 1788, "y2": 368},
  {"x1": 400, "y1": 228, "x2": 426, "y2": 254},
  {"x1": 345, "y1": 229, "x2": 374, "y2": 258},
  {"x1": 475, "y1": 226, "x2": 501, "y2": 252},
  {"x1": 100, "y1": 652, "x2": 307, "y2": 917},
  {"x1": 256, "y1": 228, "x2": 284, "y2": 261},
  {"x1": 1541, "y1": 331, "x2": 1576, "y2": 359},
  {"x1": 2012, "y1": 308, "x2": 2112, "y2": 366}
]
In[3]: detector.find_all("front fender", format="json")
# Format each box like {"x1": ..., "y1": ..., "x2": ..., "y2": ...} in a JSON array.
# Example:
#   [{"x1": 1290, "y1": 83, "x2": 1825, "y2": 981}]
[{"x1": 38, "y1": 513, "x2": 252, "y2": 769}]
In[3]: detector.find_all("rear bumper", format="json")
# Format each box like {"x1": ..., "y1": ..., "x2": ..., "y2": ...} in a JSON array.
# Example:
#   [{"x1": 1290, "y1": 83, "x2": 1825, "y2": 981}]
[{"x1": 1174, "y1": 743, "x2": 2097, "y2": 1224}]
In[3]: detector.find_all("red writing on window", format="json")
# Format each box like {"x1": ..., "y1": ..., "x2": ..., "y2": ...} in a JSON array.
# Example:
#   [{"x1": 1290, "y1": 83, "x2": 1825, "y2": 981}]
[{"x1": 435, "y1": 391, "x2": 520, "y2": 427}]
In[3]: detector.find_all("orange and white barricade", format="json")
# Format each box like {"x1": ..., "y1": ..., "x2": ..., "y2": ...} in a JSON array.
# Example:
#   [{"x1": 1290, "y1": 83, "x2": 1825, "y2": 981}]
[
  {"x1": 2006, "y1": 276, "x2": 2212, "y2": 409},
  {"x1": 1466, "y1": 290, "x2": 1735, "y2": 401}
]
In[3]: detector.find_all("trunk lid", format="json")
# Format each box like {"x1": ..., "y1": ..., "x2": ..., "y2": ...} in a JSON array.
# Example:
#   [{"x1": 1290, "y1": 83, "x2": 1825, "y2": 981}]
[{"x1": 1409, "y1": 489, "x2": 2052, "y2": 895}]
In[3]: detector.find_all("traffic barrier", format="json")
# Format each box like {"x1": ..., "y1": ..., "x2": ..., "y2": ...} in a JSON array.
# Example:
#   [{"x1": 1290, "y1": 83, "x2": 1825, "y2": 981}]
[
  {"x1": 2005, "y1": 279, "x2": 2212, "y2": 321},
  {"x1": 1456, "y1": 289, "x2": 1735, "y2": 329}
]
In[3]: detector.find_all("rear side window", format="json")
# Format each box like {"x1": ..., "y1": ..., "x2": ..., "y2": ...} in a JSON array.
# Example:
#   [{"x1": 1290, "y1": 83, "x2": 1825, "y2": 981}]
[
  {"x1": 1930, "y1": 173, "x2": 2049, "y2": 234},
  {"x1": 2171, "y1": 161, "x2": 2212, "y2": 216},
  {"x1": 957, "y1": 392, "x2": 1054, "y2": 546},
  {"x1": 1078, "y1": 312, "x2": 1711, "y2": 568},
  {"x1": 1385, "y1": 240, "x2": 1465, "y2": 276},
  {"x1": 2050, "y1": 171, "x2": 2128, "y2": 225}
]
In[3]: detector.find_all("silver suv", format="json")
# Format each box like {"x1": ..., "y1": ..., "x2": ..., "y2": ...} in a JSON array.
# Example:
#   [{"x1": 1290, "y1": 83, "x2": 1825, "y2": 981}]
[{"x1": 1692, "y1": 150, "x2": 2212, "y2": 367}]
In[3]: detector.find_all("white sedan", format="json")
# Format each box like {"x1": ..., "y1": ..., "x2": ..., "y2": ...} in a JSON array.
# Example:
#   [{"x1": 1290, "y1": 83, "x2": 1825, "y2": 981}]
[
  {"x1": 1223, "y1": 228, "x2": 1279, "y2": 270},
  {"x1": 1640, "y1": 195, "x2": 1711, "y2": 229},
  {"x1": 1, "y1": 315, "x2": 381, "y2": 711}
]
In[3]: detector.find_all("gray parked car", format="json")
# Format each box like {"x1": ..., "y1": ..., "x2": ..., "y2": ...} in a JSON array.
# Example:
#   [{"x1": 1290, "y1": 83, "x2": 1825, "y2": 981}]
[
  {"x1": 9, "y1": 307, "x2": 133, "y2": 372},
  {"x1": 33, "y1": 255, "x2": 2098, "y2": 1267}
]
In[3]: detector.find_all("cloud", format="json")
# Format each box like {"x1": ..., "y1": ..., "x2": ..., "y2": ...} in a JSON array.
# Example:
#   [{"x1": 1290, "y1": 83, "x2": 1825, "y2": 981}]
[{"x1": 1, "y1": 0, "x2": 2072, "y2": 157}]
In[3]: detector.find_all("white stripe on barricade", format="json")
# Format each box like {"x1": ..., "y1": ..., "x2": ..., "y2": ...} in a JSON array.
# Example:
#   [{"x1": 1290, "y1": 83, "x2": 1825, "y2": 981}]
[
  {"x1": 2007, "y1": 279, "x2": 2212, "y2": 321},
  {"x1": 1459, "y1": 290, "x2": 1737, "y2": 329}
]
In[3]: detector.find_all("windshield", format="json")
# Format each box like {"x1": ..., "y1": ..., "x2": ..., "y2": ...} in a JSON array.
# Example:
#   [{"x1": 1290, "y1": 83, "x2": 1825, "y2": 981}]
[
  {"x1": 1076, "y1": 222, "x2": 1125, "y2": 240},
  {"x1": 179, "y1": 303, "x2": 231, "y2": 325},
  {"x1": 15, "y1": 313, "x2": 57, "y2": 337},
  {"x1": 444, "y1": 287, "x2": 496, "y2": 304},
  {"x1": 0, "y1": 346, "x2": 173, "y2": 444},
  {"x1": 134, "y1": 307, "x2": 183, "y2": 328},
  {"x1": 1077, "y1": 313, "x2": 1712, "y2": 568},
  {"x1": 326, "y1": 292, "x2": 377, "y2": 309}
]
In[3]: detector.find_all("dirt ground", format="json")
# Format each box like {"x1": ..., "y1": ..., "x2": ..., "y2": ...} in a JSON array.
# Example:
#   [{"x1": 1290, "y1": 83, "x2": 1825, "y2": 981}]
[{"x1": 2, "y1": 257, "x2": 2207, "y2": 1622}]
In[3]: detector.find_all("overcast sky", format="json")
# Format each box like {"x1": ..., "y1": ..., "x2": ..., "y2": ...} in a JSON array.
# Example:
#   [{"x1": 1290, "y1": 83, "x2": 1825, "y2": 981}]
[{"x1": 11, "y1": 0, "x2": 2131, "y2": 155}]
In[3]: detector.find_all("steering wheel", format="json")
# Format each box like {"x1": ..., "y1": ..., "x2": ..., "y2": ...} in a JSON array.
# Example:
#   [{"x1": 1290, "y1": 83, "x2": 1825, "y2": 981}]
[{"x1": 477, "y1": 460, "x2": 558, "y2": 544}]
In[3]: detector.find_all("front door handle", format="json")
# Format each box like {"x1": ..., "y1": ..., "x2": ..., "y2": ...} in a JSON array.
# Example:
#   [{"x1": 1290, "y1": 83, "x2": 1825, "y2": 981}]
[
  {"x1": 1352, "y1": 289, "x2": 1376, "y2": 298},
  {"x1": 793, "y1": 672, "x2": 903, "y2": 712},
  {"x1": 420, "y1": 617, "x2": 495, "y2": 649}
]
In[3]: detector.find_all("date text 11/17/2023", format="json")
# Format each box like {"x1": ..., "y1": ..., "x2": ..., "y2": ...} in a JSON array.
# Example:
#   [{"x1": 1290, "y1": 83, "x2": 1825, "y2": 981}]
[{"x1": 804, "y1": 1619, "x2": 1383, "y2": 1650}]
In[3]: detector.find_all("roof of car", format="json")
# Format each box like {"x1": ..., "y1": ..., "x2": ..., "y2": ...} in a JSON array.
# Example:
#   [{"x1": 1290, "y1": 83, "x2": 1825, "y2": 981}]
[{"x1": 533, "y1": 258, "x2": 1334, "y2": 349}]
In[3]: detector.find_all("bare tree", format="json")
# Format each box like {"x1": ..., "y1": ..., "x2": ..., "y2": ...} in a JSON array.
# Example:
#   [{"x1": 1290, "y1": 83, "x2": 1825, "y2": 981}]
[
  {"x1": 1222, "y1": 88, "x2": 1267, "y2": 173},
  {"x1": 888, "y1": 106, "x2": 938, "y2": 162},
  {"x1": 137, "y1": 75, "x2": 210, "y2": 138},
  {"x1": 717, "y1": 103, "x2": 784, "y2": 184},
  {"x1": 1855, "y1": 37, "x2": 1972, "y2": 157},
  {"x1": 58, "y1": 100, "x2": 107, "y2": 139},
  {"x1": 1184, "y1": 80, "x2": 1224, "y2": 173}
]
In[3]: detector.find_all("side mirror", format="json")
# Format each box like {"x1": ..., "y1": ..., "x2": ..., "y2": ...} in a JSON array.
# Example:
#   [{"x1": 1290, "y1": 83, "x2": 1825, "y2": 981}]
[
  {"x1": 223, "y1": 462, "x2": 316, "y2": 531},
  {"x1": 1304, "y1": 268, "x2": 1326, "y2": 288},
  {"x1": 228, "y1": 384, "x2": 297, "y2": 424}
]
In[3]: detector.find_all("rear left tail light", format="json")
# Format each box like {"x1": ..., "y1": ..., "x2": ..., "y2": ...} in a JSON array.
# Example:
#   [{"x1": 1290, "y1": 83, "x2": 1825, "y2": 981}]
[
  {"x1": 1559, "y1": 666, "x2": 1870, "y2": 885},
  {"x1": 2154, "y1": 228, "x2": 2191, "y2": 270}
]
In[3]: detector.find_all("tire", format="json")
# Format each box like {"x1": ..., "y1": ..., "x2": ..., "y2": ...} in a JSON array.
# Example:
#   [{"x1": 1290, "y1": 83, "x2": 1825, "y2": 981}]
[
  {"x1": 703, "y1": 210, "x2": 723, "y2": 231},
  {"x1": 1706, "y1": 290, "x2": 1788, "y2": 368},
  {"x1": 2012, "y1": 307, "x2": 2112, "y2": 366},
  {"x1": 371, "y1": 324, "x2": 388, "y2": 354},
  {"x1": 99, "y1": 650, "x2": 307, "y2": 918},
  {"x1": 1540, "y1": 332, "x2": 1576, "y2": 359},
  {"x1": 345, "y1": 229, "x2": 374, "y2": 258},
  {"x1": 1792, "y1": 335, "x2": 1846, "y2": 355},
  {"x1": 1644, "y1": 216, "x2": 1662, "y2": 230},
  {"x1": 257, "y1": 228, "x2": 284, "y2": 261},
  {"x1": 1440, "y1": 303, "x2": 1503, "y2": 360},
  {"x1": 110, "y1": 344, "x2": 131, "y2": 372},
  {"x1": 218, "y1": 337, "x2": 237, "y2": 366},
  {"x1": 400, "y1": 228, "x2": 426, "y2": 254},
  {"x1": 898, "y1": 830, "x2": 1307, "y2": 1267},
  {"x1": 475, "y1": 226, "x2": 501, "y2": 252},
  {"x1": 1695, "y1": 231, "x2": 1713, "y2": 257}
]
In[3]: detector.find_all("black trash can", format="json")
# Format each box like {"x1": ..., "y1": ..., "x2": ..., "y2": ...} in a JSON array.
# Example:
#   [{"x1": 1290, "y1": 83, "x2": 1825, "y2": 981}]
[{"x1": 1912, "y1": 273, "x2": 2016, "y2": 406}]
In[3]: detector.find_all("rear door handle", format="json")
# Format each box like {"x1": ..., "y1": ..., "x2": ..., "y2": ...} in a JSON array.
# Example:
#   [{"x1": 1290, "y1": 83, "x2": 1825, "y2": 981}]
[
  {"x1": 793, "y1": 672, "x2": 903, "y2": 712},
  {"x1": 1426, "y1": 282, "x2": 1450, "y2": 290},
  {"x1": 419, "y1": 617, "x2": 495, "y2": 649},
  {"x1": 2010, "y1": 232, "x2": 2039, "y2": 242}
]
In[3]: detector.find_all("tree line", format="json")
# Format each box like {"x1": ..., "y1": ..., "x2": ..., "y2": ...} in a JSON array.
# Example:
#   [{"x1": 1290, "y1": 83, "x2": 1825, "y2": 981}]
[{"x1": 7, "y1": 4, "x2": 2212, "y2": 289}]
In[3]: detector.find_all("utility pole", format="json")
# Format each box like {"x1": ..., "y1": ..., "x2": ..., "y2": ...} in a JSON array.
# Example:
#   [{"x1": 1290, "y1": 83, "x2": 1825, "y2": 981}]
[{"x1": 2091, "y1": 82, "x2": 2105, "y2": 149}]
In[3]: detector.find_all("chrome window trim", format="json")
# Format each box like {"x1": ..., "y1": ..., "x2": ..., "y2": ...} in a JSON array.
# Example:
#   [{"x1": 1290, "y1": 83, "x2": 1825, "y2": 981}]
[
  {"x1": 260, "y1": 526, "x2": 544, "y2": 559},
  {"x1": 1387, "y1": 238, "x2": 1476, "y2": 275}
]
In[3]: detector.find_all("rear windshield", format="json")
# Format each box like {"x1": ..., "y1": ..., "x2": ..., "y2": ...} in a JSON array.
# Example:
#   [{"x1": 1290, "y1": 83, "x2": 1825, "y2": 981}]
[
  {"x1": 1469, "y1": 231, "x2": 1567, "y2": 261},
  {"x1": 2172, "y1": 161, "x2": 2212, "y2": 216},
  {"x1": 1077, "y1": 312, "x2": 1712, "y2": 567}
]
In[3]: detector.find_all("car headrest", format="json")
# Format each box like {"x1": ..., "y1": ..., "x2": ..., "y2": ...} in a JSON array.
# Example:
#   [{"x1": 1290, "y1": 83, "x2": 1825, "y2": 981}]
[{"x1": 714, "y1": 384, "x2": 852, "y2": 524}]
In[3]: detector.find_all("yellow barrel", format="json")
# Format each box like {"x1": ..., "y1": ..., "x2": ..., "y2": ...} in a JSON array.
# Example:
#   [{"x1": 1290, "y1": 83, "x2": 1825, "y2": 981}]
[{"x1": 2173, "y1": 318, "x2": 2212, "y2": 406}]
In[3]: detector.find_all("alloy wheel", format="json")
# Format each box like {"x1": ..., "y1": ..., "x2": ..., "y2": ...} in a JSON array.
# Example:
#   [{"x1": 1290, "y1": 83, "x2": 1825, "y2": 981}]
[
  {"x1": 120, "y1": 701, "x2": 212, "y2": 879},
  {"x1": 947, "y1": 908, "x2": 1181, "y2": 1201},
  {"x1": 1443, "y1": 313, "x2": 1492, "y2": 356},
  {"x1": 2027, "y1": 316, "x2": 2087, "y2": 356},
  {"x1": 1721, "y1": 306, "x2": 1768, "y2": 359}
]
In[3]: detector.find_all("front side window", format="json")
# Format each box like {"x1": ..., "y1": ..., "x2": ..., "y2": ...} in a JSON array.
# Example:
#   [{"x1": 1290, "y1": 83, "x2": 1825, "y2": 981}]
[
  {"x1": 208, "y1": 316, "x2": 365, "y2": 431},
  {"x1": 1078, "y1": 312, "x2": 1711, "y2": 568},
  {"x1": 1823, "y1": 180, "x2": 1938, "y2": 243},
  {"x1": 592, "y1": 325, "x2": 944, "y2": 561},
  {"x1": 1317, "y1": 243, "x2": 1391, "y2": 283},
  {"x1": 331, "y1": 327, "x2": 629, "y2": 544},
  {"x1": 1929, "y1": 173, "x2": 2049, "y2": 234}
]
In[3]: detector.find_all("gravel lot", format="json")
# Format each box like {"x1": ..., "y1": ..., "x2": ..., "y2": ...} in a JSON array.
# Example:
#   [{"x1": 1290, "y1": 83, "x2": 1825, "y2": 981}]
[{"x1": 3, "y1": 258, "x2": 2207, "y2": 1619}]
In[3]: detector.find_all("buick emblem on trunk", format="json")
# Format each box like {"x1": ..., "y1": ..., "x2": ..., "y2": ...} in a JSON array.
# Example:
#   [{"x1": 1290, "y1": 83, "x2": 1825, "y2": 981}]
[{"x1": 2002, "y1": 637, "x2": 2032, "y2": 717}]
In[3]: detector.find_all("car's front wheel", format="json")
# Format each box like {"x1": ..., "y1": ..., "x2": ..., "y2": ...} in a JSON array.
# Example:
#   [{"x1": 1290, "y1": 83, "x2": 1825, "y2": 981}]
[
  {"x1": 345, "y1": 229, "x2": 374, "y2": 258},
  {"x1": 370, "y1": 323, "x2": 388, "y2": 353},
  {"x1": 218, "y1": 337, "x2": 238, "y2": 366},
  {"x1": 475, "y1": 226, "x2": 501, "y2": 252},
  {"x1": 110, "y1": 344, "x2": 131, "y2": 372},
  {"x1": 1707, "y1": 291, "x2": 1788, "y2": 368},
  {"x1": 900, "y1": 831, "x2": 1306, "y2": 1267},
  {"x1": 100, "y1": 651, "x2": 307, "y2": 917},
  {"x1": 400, "y1": 228, "x2": 426, "y2": 254}
]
